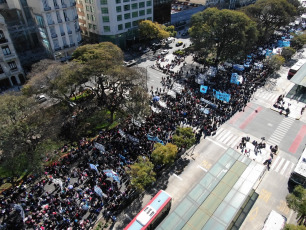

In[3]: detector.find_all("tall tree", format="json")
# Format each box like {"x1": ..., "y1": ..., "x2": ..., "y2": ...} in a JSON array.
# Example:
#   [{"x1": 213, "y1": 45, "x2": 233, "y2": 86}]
[
  {"x1": 138, "y1": 20, "x2": 170, "y2": 41},
  {"x1": 285, "y1": 224, "x2": 306, "y2": 230},
  {"x1": 151, "y1": 143, "x2": 178, "y2": 165},
  {"x1": 189, "y1": 8, "x2": 258, "y2": 63},
  {"x1": 286, "y1": 185, "x2": 306, "y2": 224},
  {"x1": 127, "y1": 156, "x2": 156, "y2": 192},
  {"x1": 242, "y1": 0, "x2": 297, "y2": 42},
  {"x1": 291, "y1": 33, "x2": 306, "y2": 50},
  {"x1": 172, "y1": 127, "x2": 196, "y2": 150}
]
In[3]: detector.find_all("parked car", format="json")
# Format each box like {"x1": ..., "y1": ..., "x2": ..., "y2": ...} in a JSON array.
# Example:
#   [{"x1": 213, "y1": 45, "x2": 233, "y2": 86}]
[
  {"x1": 36, "y1": 95, "x2": 47, "y2": 103},
  {"x1": 161, "y1": 50, "x2": 169, "y2": 55},
  {"x1": 176, "y1": 41, "x2": 183, "y2": 46},
  {"x1": 142, "y1": 47, "x2": 150, "y2": 53},
  {"x1": 166, "y1": 37, "x2": 175, "y2": 44},
  {"x1": 124, "y1": 60, "x2": 137, "y2": 67}
]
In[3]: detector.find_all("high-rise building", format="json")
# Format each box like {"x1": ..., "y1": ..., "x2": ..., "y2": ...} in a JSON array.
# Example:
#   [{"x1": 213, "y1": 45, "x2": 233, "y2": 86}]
[
  {"x1": 26, "y1": 0, "x2": 82, "y2": 60},
  {"x1": 153, "y1": 0, "x2": 171, "y2": 24},
  {"x1": 76, "y1": 0, "x2": 153, "y2": 48},
  {"x1": 0, "y1": 14, "x2": 25, "y2": 90}
]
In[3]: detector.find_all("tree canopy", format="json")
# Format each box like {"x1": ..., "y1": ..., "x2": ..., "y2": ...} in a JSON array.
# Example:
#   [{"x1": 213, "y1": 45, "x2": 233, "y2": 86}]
[
  {"x1": 242, "y1": 0, "x2": 297, "y2": 42},
  {"x1": 138, "y1": 20, "x2": 170, "y2": 41},
  {"x1": 151, "y1": 143, "x2": 178, "y2": 165},
  {"x1": 286, "y1": 185, "x2": 306, "y2": 224},
  {"x1": 189, "y1": 8, "x2": 258, "y2": 63},
  {"x1": 291, "y1": 33, "x2": 306, "y2": 50},
  {"x1": 172, "y1": 127, "x2": 196, "y2": 150},
  {"x1": 127, "y1": 156, "x2": 156, "y2": 191},
  {"x1": 281, "y1": 47, "x2": 296, "y2": 61},
  {"x1": 285, "y1": 224, "x2": 306, "y2": 230}
]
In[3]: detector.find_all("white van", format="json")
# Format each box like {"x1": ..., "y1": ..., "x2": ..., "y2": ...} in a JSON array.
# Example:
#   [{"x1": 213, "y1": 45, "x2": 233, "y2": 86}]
[{"x1": 262, "y1": 210, "x2": 286, "y2": 230}]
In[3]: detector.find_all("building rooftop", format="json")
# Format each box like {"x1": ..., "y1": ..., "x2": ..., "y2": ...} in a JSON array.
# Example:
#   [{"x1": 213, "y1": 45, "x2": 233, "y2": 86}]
[{"x1": 157, "y1": 148, "x2": 265, "y2": 230}]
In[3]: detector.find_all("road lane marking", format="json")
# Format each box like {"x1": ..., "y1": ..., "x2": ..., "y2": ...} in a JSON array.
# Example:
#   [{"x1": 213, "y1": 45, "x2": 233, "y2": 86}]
[
  {"x1": 275, "y1": 158, "x2": 285, "y2": 173},
  {"x1": 173, "y1": 173, "x2": 183, "y2": 180},
  {"x1": 206, "y1": 137, "x2": 227, "y2": 150},
  {"x1": 277, "y1": 200, "x2": 290, "y2": 215},
  {"x1": 239, "y1": 107, "x2": 263, "y2": 130},
  {"x1": 270, "y1": 156, "x2": 280, "y2": 171},
  {"x1": 197, "y1": 165, "x2": 207, "y2": 172},
  {"x1": 259, "y1": 189, "x2": 271, "y2": 203},
  {"x1": 280, "y1": 161, "x2": 290, "y2": 175},
  {"x1": 202, "y1": 160, "x2": 212, "y2": 170}
]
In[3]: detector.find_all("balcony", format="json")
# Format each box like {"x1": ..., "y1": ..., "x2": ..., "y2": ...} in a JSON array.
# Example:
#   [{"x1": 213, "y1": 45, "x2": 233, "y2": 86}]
[
  {"x1": 65, "y1": 17, "x2": 70, "y2": 22},
  {"x1": 54, "y1": 5, "x2": 59, "y2": 9},
  {"x1": 48, "y1": 21, "x2": 55, "y2": 25},
  {"x1": 54, "y1": 47, "x2": 62, "y2": 51},
  {"x1": 68, "y1": 30, "x2": 72, "y2": 34},
  {"x1": 51, "y1": 33, "x2": 58, "y2": 38},
  {"x1": 78, "y1": 39, "x2": 83, "y2": 45},
  {"x1": 75, "y1": 27, "x2": 80, "y2": 32},
  {"x1": 70, "y1": 2, "x2": 76, "y2": 6},
  {"x1": 63, "y1": 44, "x2": 69, "y2": 48},
  {"x1": 44, "y1": 6, "x2": 51, "y2": 11},
  {"x1": 0, "y1": 38, "x2": 8, "y2": 44},
  {"x1": 74, "y1": 15, "x2": 78, "y2": 20},
  {"x1": 10, "y1": 68, "x2": 19, "y2": 73}
]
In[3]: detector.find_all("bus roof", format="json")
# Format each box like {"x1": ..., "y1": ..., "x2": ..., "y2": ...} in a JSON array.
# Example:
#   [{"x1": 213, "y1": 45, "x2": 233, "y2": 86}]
[
  {"x1": 292, "y1": 147, "x2": 306, "y2": 178},
  {"x1": 290, "y1": 59, "x2": 306, "y2": 71},
  {"x1": 124, "y1": 190, "x2": 172, "y2": 230}
]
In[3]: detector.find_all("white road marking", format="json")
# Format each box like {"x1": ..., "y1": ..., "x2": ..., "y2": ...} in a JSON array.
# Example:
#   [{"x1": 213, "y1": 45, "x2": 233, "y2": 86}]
[
  {"x1": 270, "y1": 156, "x2": 281, "y2": 171},
  {"x1": 173, "y1": 173, "x2": 183, "y2": 180},
  {"x1": 280, "y1": 161, "x2": 290, "y2": 175},
  {"x1": 197, "y1": 165, "x2": 208, "y2": 172},
  {"x1": 206, "y1": 137, "x2": 227, "y2": 150},
  {"x1": 275, "y1": 158, "x2": 285, "y2": 173}
]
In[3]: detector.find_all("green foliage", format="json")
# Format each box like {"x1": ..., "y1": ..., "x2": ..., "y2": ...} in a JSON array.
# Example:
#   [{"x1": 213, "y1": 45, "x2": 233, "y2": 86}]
[
  {"x1": 128, "y1": 156, "x2": 156, "y2": 192},
  {"x1": 286, "y1": 185, "x2": 306, "y2": 222},
  {"x1": 242, "y1": 0, "x2": 297, "y2": 42},
  {"x1": 164, "y1": 25, "x2": 177, "y2": 37},
  {"x1": 189, "y1": 8, "x2": 258, "y2": 63},
  {"x1": 151, "y1": 143, "x2": 178, "y2": 165},
  {"x1": 139, "y1": 20, "x2": 170, "y2": 41},
  {"x1": 285, "y1": 224, "x2": 306, "y2": 230},
  {"x1": 281, "y1": 47, "x2": 296, "y2": 61},
  {"x1": 70, "y1": 89, "x2": 94, "y2": 102},
  {"x1": 172, "y1": 127, "x2": 196, "y2": 149},
  {"x1": 291, "y1": 33, "x2": 306, "y2": 50},
  {"x1": 266, "y1": 55, "x2": 285, "y2": 72}
]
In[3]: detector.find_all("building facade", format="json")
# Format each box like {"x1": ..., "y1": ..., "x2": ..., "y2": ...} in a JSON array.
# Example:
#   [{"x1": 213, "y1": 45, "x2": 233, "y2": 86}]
[
  {"x1": 153, "y1": 0, "x2": 172, "y2": 24},
  {"x1": 0, "y1": 14, "x2": 25, "y2": 90},
  {"x1": 77, "y1": 0, "x2": 153, "y2": 48},
  {"x1": 27, "y1": 0, "x2": 82, "y2": 60}
]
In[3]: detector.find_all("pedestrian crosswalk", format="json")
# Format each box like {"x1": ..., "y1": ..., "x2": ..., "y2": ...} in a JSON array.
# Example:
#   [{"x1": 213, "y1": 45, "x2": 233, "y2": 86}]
[
  {"x1": 270, "y1": 156, "x2": 295, "y2": 178},
  {"x1": 254, "y1": 90, "x2": 278, "y2": 103},
  {"x1": 267, "y1": 117, "x2": 295, "y2": 146},
  {"x1": 213, "y1": 128, "x2": 241, "y2": 148}
]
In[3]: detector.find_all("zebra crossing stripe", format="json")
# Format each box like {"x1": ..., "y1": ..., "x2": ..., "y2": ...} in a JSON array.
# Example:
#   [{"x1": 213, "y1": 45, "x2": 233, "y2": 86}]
[
  {"x1": 280, "y1": 161, "x2": 290, "y2": 175},
  {"x1": 284, "y1": 162, "x2": 295, "y2": 178},
  {"x1": 275, "y1": 158, "x2": 285, "y2": 173},
  {"x1": 218, "y1": 131, "x2": 231, "y2": 142},
  {"x1": 223, "y1": 133, "x2": 234, "y2": 144},
  {"x1": 215, "y1": 128, "x2": 225, "y2": 137},
  {"x1": 229, "y1": 136, "x2": 241, "y2": 148},
  {"x1": 270, "y1": 156, "x2": 281, "y2": 171}
]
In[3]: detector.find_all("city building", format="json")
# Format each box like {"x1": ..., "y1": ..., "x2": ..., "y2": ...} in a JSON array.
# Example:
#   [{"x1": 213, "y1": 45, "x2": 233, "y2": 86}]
[
  {"x1": 153, "y1": 0, "x2": 172, "y2": 24},
  {"x1": 26, "y1": 0, "x2": 82, "y2": 60},
  {"x1": 0, "y1": 13, "x2": 25, "y2": 90},
  {"x1": 76, "y1": 0, "x2": 154, "y2": 48}
]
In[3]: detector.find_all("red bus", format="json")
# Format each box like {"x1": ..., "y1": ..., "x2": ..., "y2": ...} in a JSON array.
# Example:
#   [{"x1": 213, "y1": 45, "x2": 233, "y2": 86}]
[{"x1": 124, "y1": 190, "x2": 172, "y2": 230}]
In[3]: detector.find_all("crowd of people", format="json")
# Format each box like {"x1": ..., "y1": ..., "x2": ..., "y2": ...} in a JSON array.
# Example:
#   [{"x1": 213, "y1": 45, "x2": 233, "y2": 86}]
[{"x1": 0, "y1": 21, "x2": 301, "y2": 230}]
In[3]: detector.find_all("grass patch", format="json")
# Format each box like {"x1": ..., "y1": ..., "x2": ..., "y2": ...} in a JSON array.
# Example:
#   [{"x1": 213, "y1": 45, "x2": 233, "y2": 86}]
[{"x1": 70, "y1": 89, "x2": 94, "y2": 102}]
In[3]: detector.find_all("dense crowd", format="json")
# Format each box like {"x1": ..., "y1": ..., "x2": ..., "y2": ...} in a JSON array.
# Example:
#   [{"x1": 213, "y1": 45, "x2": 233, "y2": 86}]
[{"x1": 0, "y1": 23, "x2": 301, "y2": 230}]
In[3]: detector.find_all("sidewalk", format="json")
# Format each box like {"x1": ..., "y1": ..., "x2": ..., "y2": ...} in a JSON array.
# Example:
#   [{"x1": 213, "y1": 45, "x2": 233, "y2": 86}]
[{"x1": 270, "y1": 97, "x2": 305, "y2": 120}]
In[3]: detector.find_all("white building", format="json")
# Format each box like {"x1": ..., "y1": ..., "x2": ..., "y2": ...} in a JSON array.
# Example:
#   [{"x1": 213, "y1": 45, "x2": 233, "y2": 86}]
[
  {"x1": 26, "y1": 0, "x2": 82, "y2": 60},
  {"x1": 0, "y1": 14, "x2": 24, "y2": 90},
  {"x1": 77, "y1": 0, "x2": 153, "y2": 47}
]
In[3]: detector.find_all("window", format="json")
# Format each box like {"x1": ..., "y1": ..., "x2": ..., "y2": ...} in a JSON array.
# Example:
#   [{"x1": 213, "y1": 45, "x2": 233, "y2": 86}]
[
  {"x1": 53, "y1": 0, "x2": 59, "y2": 7},
  {"x1": 46, "y1": 13, "x2": 54, "y2": 24},
  {"x1": 116, "y1": 0, "x2": 120, "y2": 3},
  {"x1": 2, "y1": 46, "x2": 10, "y2": 55},
  {"x1": 147, "y1": 17, "x2": 152, "y2": 20},
  {"x1": 0, "y1": 65, "x2": 4, "y2": 74},
  {"x1": 93, "y1": 24, "x2": 97, "y2": 30},
  {"x1": 62, "y1": 36, "x2": 67, "y2": 46},
  {"x1": 8, "y1": 61, "x2": 17, "y2": 70},
  {"x1": 117, "y1": 15, "x2": 122, "y2": 21},
  {"x1": 123, "y1": 0, "x2": 129, "y2": 2},
  {"x1": 131, "y1": 3, "x2": 137, "y2": 9},
  {"x1": 88, "y1": 23, "x2": 92, "y2": 29},
  {"x1": 69, "y1": 35, "x2": 73, "y2": 44},
  {"x1": 132, "y1": 11, "x2": 138, "y2": 18},
  {"x1": 146, "y1": 0, "x2": 151, "y2": 6},
  {"x1": 124, "y1": 13, "x2": 130, "y2": 19},
  {"x1": 139, "y1": 10, "x2": 145, "y2": 16},
  {"x1": 124, "y1": 4, "x2": 130, "y2": 11},
  {"x1": 56, "y1": 11, "x2": 62, "y2": 22},
  {"x1": 139, "y1": 2, "x2": 144, "y2": 8},
  {"x1": 86, "y1": 5, "x2": 90, "y2": 11},
  {"x1": 0, "y1": 30, "x2": 5, "y2": 41},
  {"x1": 91, "y1": 15, "x2": 95, "y2": 21},
  {"x1": 125, "y1": 22, "x2": 131, "y2": 28},
  {"x1": 104, "y1": 26, "x2": 110, "y2": 32},
  {"x1": 101, "y1": 7, "x2": 108, "y2": 14},
  {"x1": 100, "y1": 0, "x2": 107, "y2": 4},
  {"x1": 116, "y1": 6, "x2": 121, "y2": 12},
  {"x1": 118, "y1": 24, "x2": 123, "y2": 30},
  {"x1": 147, "y1": 8, "x2": 152, "y2": 14},
  {"x1": 102, "y1": 16, "x2": 109, "y2": 22},
  {"x1": 132, "y1": 20, "x2": 138, "y2": 27},
  {"x1": 87, "y1": 14, "x2": 90, "y2": 20}
]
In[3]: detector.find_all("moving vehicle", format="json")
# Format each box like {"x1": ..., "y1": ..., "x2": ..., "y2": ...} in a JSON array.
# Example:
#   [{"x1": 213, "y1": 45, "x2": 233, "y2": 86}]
[
  {"x1": 124, "y1": 60, "x2": 137, "y2": 67},
  {"x1": 161, "y1": 50, "x2": 169, "y2": 55},
  {"x1": 176, "y1": 41, "x2": 183, "y2": 47},
  {"x1": 142, "y1": 47, "x2": 150, "y2": 54},
  {"x1": 289, "y1": 146, "x2": 306, "y2": 187},
  {"x1": 36, "y1": 95, "x2": 47, "y2": 103},
  {"x1": 124, "y1": 190, "x2": 172, "y2": 230},
  {"x1": 287, "y1": 59, "x2": 306, "y2": 79},
  {"x1": 262, "y1": 210, "x2": 286, "y2": 230}
]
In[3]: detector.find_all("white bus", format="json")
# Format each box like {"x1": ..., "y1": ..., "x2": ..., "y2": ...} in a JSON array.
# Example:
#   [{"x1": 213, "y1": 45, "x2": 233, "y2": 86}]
[
  {"x1": 289, "y1": 147, "x2": 306, "y2": 187},
  {"x1": 288, "y1": 59, "x2": 306, "y2": 79},
  {"x1": 262, "y1": 210, "x2": 287, "y2": 230}
]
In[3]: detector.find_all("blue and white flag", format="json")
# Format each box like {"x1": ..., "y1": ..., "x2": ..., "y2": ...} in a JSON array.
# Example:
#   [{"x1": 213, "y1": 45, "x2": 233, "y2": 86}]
[
  {"x1": 14, "y1": 204, "x2": 25, "y2": 222},
  {"x1": 118, "y1": 129, "x2": 126, "y2": 138},
  {"x1": 103, "y1": 170, "x2": 120, "y2": 183},
  {"x1": 127, "y1": 134, "x2": 139, "y2": 143},
  {"x1": 200, "y1": 85, "x2": 208, "y2": 94},
  {"x1": 94, "y1": 185, "x2": 107, "y2": 198},
  {"x1": 230, "y1": 73, "x2": 240, "y2": 85},
  {"x1": 89, "y1": 164, "x2": 99, "y2": 173},
  {"x1": 213, "y1": 89, "x2": 231, "y2": 102},
  {"x1": 147, "y1": 134, "x2": 164, "y2": 145}
]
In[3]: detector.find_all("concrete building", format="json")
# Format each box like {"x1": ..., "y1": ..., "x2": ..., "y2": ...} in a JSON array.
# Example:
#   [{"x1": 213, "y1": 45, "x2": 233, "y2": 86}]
[
  {"x1": 0, "y1": 14, "x2": 25, "y2": 90},
  {"x1": 26, "y1": 0, "x2": 82, "y2": 60},
  {"x1": 76, "y1": 0, "x2": 154, "y2": 48}
]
